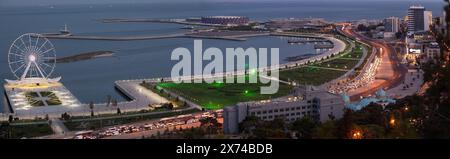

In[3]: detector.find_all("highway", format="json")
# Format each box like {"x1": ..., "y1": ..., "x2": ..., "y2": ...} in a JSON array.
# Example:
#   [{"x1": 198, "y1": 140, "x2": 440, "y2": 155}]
[{"x1": 342, "y1": 27, "x2": 407, "y2": 101}]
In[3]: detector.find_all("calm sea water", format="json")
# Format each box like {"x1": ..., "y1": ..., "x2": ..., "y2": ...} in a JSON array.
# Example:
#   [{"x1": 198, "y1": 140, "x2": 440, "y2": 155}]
[{"x1": 0, "y1": 1, "x2": 444, "y2": 112}]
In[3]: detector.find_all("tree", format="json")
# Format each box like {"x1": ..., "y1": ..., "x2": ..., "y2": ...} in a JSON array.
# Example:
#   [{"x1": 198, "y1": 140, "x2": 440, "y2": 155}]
[
  {"x1": 8, "y1": 115, "x2": 13, "y2": 123},
  {"x1": 89, "y1": 101, "x2": 94, "y2": 110},
  {"x1": 239, "y1": 116, "x2": 260, "y2": 134},
  {"x1": 89, "y1": 101, "x2": 95, "y2": 117},
  {"x1": 336, "y1": 109, "x2": 355, "y2": 138},
  {"x1": 291, "y1": 117, "x2": 318, "y2": 139},
  {"x1": 313, "y1": 120, "x2": 338, "y2": 139},
  {"x1": 117, "y1": 108, "x2": 122, "y2": 114},
  {"x1": 200, "y1": 117, "x2": 220, "y2": 135}
]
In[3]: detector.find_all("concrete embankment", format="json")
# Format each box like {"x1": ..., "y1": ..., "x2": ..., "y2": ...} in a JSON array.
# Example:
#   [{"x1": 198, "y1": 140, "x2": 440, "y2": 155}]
[{"x1": 42, "y1": 33, "x2": 186, "y2": 41}]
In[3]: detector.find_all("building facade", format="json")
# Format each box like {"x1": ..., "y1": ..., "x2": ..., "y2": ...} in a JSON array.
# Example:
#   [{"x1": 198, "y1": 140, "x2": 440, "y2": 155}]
[
  {"x1": 408, "y1": 5, "x2": 425, "y2": 33},
  {"x1": 384, "y1": 17, "x2": 400, "y2": 33},
  {"x1": 424, "y1": 11, "x2": 433, "y2": 31},
  {"x1": 223, "y1": 86, "x2": 345, "y2": 134},
  {"x1": 424, "y1": 42, "x2": 441, "y2": 60}
]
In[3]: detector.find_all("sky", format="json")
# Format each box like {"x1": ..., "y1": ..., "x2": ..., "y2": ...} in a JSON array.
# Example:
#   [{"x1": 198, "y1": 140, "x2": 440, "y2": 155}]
[{"x1": 0, "y1": 0, "x2": 445, "y2": 7}]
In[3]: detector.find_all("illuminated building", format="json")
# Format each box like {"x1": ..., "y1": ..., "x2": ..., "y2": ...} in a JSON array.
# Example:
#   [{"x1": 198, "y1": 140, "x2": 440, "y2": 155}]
[{"x1": 223, "y1": 86, "x2": 344, "y2": 134}]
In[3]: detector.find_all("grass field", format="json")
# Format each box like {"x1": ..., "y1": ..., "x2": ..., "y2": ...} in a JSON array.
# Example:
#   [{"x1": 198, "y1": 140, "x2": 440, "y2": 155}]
[
  {"x1": 279, "y1": 67, "x2": 347, "y2": 85},
  {"x1": 0, "y1": 123, "x2": 53, "y2": 139},
  {"x1": 142, "y1": 35, "x2": 364, "y2": 110},
  {"x1": 24, "y1": 92, "x2": 45, "y2": 106},
  {"x1": 41, "y1": 91, "x2": 62, "y2": 106},
  {"x1": 279, "y1": 41, "x2": 365, "y2": 86},
  {"x1": 24, "y1": 91, "x2": 62, "y2": 106},
  {"x1": 148, "y1": 76, "x2": 293, "y2": 110}
]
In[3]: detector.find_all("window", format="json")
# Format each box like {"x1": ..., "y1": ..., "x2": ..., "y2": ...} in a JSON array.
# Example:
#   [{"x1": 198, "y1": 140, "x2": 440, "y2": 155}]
[
  {"x1": 262, "y1": 111, "x2": 267, "y2": 114},
  {"x1": 291, "y1": 108, "x2": 295, "y2": 111},
  {"x1": 296, "y1": 112, "x2": 300, "y2": 115},
  {"x1": 280, "y1": 109, "x2": 284, "y2": 112},
  {"x1": 269, "y1": 110, "x2": 273, "y2": 113},
  {"x1": 291, "y1": 113, "x2": 295, "y2": 116},
  {"x1": 296, "y1": 107, "x2": 301, "y2": 110},
  {"x1": 285, "y1": 108, "x2": 290, "y2": 111},
  {"x1": 251, "y1": 112, "x2": 256, "y2": 116},
  {"x1": 302, "y1": 106, "x2": 306, "y2": 109},
  {"x1": 274, "y1": 109, "x2": 279, "y2": 112}
]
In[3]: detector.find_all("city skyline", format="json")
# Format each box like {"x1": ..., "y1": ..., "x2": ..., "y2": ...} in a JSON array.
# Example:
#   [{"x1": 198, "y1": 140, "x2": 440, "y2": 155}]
[{"x1": 0, "y1": 0, "x2": 445, "y2": 7}]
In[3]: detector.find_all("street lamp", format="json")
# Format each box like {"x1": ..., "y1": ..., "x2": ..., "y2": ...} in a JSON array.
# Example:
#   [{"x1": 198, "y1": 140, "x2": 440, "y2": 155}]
[
  {"x1": 390, "y1": 118, "x2": 396, "y2": 127},
  {"x1": 351, "y1": 130, "x2": 363, "y2": 139}
]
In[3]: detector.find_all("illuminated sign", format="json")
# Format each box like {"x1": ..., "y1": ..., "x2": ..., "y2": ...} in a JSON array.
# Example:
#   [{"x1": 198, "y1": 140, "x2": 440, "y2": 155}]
[{"x1": 409, "y1": 48, "x2": 421, "y2": 54}]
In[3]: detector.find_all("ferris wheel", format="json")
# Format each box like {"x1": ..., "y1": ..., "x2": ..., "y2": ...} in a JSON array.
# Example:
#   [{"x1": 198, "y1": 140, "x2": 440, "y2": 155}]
[{"x1": 8, "y1": 33, "x2": 56, "y2": 80}]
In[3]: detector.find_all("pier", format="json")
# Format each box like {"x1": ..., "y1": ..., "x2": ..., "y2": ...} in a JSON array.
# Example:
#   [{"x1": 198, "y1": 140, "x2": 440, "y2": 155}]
[
  {"x1": 41, "y1": 33, "x2": 186, "y2": 41},
  {"x1": 41, "y1": 31, "x2": 271, "y2": 42},
  {"x1": 101, "y1": 18, "x2": 228, "y2": 27}
]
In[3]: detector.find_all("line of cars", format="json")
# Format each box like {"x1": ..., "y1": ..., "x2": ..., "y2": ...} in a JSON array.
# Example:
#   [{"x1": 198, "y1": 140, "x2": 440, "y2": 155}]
[{"x1": 73, "y1": 110, "x2": 223, "y2": 139}]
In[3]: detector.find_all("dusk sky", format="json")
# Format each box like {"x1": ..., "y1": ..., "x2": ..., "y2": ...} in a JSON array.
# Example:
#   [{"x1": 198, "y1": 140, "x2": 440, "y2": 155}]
[{"x1": 0, "y1": 0, "x2": 444, "y2": 7}]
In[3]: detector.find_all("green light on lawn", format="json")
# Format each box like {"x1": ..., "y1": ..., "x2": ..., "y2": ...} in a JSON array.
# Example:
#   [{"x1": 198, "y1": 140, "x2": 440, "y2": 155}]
[
  {"x1": 244, "y1": 90, "x2": 249, "y2": 94},
  {"x1": 250, "y1": 68, "x2": 257, "y2": 75}
]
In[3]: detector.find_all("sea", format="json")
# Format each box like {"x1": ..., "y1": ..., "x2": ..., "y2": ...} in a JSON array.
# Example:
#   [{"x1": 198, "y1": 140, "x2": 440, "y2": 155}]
[{"x1": 0, "y1": 1, "x2": 445, "y2": 112}]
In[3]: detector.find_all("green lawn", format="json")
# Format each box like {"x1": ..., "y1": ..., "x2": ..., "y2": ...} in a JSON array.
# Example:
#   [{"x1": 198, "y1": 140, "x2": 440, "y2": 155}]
[
  {"x1": 279, "y1": 40, "x2": 367, "y2": 86},
  {"x1": 313, "y1": 58, "x2": 359, "y2": 70},
  {"x1": 24, "y1": 92, "x2": 45, "y2": 107},
  {"x1": 0, "y1": 123, "x2": 53, "y2": 139},
  {"x1": 147, "y1": 76, "x2": 293, "y2": 110},
  {"x1": 24, "y1": 91, "x2": 62, "y2": 106},
  {"x1": 41, "y1": 91, "x2": 62, "y2": 106},
  {"x1": 279, "y1": 67, "x2": 347, "y2": 85},
  {"x1": 341, "y1": 44, "x2": 364, "y2": 59},
  {"x1": 140, "y1": 35, "x2": 364, "y2": 110}
]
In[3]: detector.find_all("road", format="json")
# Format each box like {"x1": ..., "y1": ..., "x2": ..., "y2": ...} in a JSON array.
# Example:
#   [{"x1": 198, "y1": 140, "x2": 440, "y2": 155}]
[{"x1": 342, "y1": 27, "x2": 407, "y2": 101}]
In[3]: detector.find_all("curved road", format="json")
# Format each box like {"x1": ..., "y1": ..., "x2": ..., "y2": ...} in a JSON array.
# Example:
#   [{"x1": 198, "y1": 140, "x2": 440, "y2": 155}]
[{"x1": 341, "y1": 27, "x2": 407, "y2": 101}]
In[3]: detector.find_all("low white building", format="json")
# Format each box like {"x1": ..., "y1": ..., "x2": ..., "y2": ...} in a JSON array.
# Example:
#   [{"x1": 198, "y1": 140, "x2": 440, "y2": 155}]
[
  {"x1": 424, "y1": 42, "x2": 441, "y2": 60},
  {"x1": 223, "y1": 86, "x2": 345, "y2": 134}
]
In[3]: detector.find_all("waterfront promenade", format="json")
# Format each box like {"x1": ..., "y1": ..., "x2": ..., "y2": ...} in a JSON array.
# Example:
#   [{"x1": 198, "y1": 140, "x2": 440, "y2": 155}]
[{"x1": 2, "y1": 32, "x2": 346, "y2": 121}]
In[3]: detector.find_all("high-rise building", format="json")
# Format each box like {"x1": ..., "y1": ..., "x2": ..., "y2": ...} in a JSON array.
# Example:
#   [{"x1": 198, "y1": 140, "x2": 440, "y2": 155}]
[
  {"x1": 424, "y1": 11, "x2": 433, "y2": 31},
  {"x1": 384, "y1": 17, "x2": 400, "y2": 33},
  {"x1": 408, "y1": 5, "x2": 425, "y2": 33}
]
